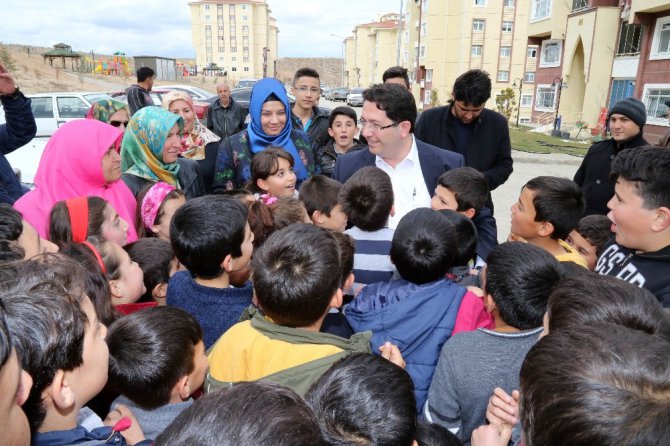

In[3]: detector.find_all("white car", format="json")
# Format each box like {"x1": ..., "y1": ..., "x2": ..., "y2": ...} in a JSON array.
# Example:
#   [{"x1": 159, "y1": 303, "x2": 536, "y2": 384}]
[
  {"x1": 346, "y1": 88, "x2": 365, "y2": 107},
  {"x1": 157, "y1": 85, "x2": 216, "y2": 102}
]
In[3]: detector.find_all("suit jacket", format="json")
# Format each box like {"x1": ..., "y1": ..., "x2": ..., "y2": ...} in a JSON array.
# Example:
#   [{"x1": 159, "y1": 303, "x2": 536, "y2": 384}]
[{"x1": 332, "y1": 137, "x2": 465, "y2": 193}]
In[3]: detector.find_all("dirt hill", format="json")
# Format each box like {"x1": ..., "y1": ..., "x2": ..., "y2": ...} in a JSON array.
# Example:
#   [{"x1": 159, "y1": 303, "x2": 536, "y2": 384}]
[{"x1": 276, "y1": 57, "x2": 344, "y2": 87}]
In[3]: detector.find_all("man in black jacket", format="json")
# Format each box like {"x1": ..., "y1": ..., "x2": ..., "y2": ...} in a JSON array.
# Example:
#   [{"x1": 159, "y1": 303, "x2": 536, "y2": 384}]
[
  {"x1": 574, "y1": 97, "x2": 648, "y2": 216},
  {"x1": 207, "y1": 81, "x2": 247, "y2": 140},
  {"x1": 415, "y1": 70, "x2": 513, "y2": 214}
]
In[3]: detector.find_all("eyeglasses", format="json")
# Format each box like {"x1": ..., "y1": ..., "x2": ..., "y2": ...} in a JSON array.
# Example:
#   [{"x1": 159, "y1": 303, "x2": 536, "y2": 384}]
[
  {"x1": 110, "y1": 120, "x2": 129, "y2": 128},
  {"x1": 294, "y1": 86, "x2": 322, "y2": 95},
  {"x1": 358, "y1": 119, "x2": 399, "y2": 133}
]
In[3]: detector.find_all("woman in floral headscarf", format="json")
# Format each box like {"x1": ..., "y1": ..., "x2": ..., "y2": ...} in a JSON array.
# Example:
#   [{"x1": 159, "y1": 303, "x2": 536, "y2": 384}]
[
  {"x1": 211, "y1": 77, "x2": 314, "y2": 193},
  {"x1": 86, "y1": 99, "x2": 130, "y2": 132},
  {"x1": 121, "y1": 106, "x2": 205, "y2": 199},
  {"x1": 162, "y1": 90, "x2": 220, "y2": 192}
]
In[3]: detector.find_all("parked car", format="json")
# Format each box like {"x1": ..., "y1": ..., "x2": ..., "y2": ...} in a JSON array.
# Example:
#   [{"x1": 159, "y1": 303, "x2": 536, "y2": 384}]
[
  {"x1": 237, "y1": 79, "x2": 258, "y2": 88},
  {"x1": 110, "y1": 89, "x2": 210, "y2": 123},
  {"x1": 346, "y1": 87, "x2": 365, "y2": 107},
  {"x1": 157, "y1": 84, "x2": 217, "y2": 102},
  {"x1": 331, "y1": 87, "x2": 349, "y2": 102}
]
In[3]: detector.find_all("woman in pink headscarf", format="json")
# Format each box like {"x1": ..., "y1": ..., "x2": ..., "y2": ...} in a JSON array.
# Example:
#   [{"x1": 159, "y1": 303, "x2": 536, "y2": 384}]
[{"x1": 13, "y1": 119, "x2": 138, "y2": 242}]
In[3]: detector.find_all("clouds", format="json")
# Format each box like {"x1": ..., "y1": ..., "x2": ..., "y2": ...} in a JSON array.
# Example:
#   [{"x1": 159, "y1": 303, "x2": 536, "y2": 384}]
[{"x1": 4, "y1": 0, "x2": 393, "y2": 58}]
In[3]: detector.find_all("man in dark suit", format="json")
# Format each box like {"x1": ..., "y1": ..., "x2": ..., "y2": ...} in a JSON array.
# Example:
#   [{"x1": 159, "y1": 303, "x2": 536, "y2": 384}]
[{"x1": 333, "y1": 83, "x2": 464, "y2": 228}]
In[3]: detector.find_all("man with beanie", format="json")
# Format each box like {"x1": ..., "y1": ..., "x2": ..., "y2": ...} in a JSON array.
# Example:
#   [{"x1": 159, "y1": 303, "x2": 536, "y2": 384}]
[{"x1": 574, "y1": 97, "x2": 648, "y2": 215}]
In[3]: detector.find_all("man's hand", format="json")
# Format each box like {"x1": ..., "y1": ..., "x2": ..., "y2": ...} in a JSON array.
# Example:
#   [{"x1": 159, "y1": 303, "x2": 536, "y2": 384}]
[{"x1": 0, "y1": 63, "x2": 17, "y2": 95}]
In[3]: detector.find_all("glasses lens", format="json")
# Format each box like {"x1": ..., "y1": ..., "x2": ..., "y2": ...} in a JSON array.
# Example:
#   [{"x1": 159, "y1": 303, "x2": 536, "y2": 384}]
[{"x1": 110, "y1": 120, "x2": 128, "y2": 128}]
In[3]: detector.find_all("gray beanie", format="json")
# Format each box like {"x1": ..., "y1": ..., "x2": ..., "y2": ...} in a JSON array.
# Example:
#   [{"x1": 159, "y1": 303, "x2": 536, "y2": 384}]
[{"x1": 607, "y1": 97, "x2": 646, "y2": 129}]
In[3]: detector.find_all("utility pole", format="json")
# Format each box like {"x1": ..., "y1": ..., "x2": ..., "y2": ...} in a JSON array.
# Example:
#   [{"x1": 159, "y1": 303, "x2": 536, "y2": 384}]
[{"x1": 396, "y1": 0, "x2": 403, "y2": 66}]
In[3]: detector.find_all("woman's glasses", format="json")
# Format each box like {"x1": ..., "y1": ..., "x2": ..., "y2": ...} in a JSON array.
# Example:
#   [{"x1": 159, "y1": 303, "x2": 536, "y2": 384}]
[{"x1": 110, "y1": 120, "x2": 129, "y2": 128}]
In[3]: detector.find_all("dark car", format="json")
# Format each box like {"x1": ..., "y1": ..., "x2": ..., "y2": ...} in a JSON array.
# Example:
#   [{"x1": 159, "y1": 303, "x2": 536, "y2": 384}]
[
  {"x1": 331, "y1": 87, "x2": 349, "y2": 102},
  {"x1": 204, "y1": 87, "x2": 252, "y2": 107}
]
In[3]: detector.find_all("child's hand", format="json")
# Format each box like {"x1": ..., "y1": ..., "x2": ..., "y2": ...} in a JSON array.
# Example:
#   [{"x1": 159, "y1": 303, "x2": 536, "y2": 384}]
[
  {"x1": 104, "y1": 404, "x2": 146, "y2": 445},
  {"x1": 486, "y1": 387, "x2": 520, "y2": 428},
  {"x1": 379, "y1": 341, "x2": 406, "y2": 369},
  {"x1": 471, "y1": 423, "x2": 512, "y2": 446},
  {"x1": 467, "y1": 286, "x2": 484, "y2": 297}
]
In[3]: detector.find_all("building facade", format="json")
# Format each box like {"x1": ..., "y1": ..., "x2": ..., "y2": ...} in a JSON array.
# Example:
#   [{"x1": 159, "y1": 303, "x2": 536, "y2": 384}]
[{"x1": 188, "y1": 0, "x2": 278, "y2": 84}]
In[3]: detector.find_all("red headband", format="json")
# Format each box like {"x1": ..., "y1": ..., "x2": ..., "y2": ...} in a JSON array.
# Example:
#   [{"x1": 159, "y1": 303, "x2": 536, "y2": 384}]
[{"x1": 65, "y1": 197, "x2": 107, "y2": 274}]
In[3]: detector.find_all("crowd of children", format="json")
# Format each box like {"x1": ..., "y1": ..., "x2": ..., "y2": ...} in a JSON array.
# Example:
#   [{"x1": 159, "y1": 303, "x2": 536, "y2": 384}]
[{"x1": 1, "y1": 80, "x2": 670, "y2": 446}]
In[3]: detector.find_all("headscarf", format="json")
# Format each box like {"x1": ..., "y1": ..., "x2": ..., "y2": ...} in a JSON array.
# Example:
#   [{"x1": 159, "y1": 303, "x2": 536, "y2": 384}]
[
  {"x1": 121, "y1": 106, "x2": 184, "y2": 187},
  {"x1": 247, "y1": 78, "x2": 308, "y2": 179},
  {"x1": 86, "y1": 99, "x2": 128, "y2": 124},
  {"x1": 13, "y1": 120, "x2": 138, "y2": 242},
  {"x1": 161, "y1": 90, "x2": 220, "y2": 160}
]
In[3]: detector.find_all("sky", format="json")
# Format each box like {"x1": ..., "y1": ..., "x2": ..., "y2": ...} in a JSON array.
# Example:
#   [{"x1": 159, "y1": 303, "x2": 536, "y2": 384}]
[{"x1": 2, "y1": 0, "x2": 399, "y2": 59}]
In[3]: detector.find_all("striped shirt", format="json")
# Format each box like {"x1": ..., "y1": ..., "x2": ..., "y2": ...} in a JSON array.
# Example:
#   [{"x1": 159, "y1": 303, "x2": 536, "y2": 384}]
[{"x1": 345, "y1": 226, "x2": 396, "y2": 286}]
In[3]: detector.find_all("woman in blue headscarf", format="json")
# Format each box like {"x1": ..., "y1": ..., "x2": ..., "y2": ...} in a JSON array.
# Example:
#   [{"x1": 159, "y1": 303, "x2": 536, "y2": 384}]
[{"x1": 211, "y1": 78, "x2": 314, "y2": 192}]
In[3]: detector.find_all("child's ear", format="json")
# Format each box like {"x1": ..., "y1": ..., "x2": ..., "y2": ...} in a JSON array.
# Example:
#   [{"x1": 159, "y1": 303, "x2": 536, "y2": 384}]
[
  {"x1": 312, "y1": 210, "x2": 325, "y2": 225},
  {"x1": 109, "y1": 280, "x2": 124, "y2": 299},
  {"x1": 221, "y1": 254, "x2": 234, "y2": 273},
  {"x1": 46, "y1": 370, "x2": 76, "y2": 410},
  {"x1": 537, "y1": 221, "x2": 554, "y2": 238},
  {"x1": 483, "y1": 293, "x2": 497, "y2": 314},
  {"x1": 152, "y1": 282, "x2": 168, "y2": 300},
  {"x1": 390, "y1": 205, "x2": 395, "y2": 217},
  {"x1": 462, "y1": 208, "x2": 476, "y2": 219},
  {"x1": 329, "y1": 287, "x2": 343, "y2": 310},
  {"x1": 652, "y1": 207, "x2": 670, "y2": 232},
  {"x1": 175, "y1": 375, "x2": 191, "y2": 401},
  {"x1": 149, "y1": 224, "x2": 161, "y2": 236},
  {"x1": 256, "y1": 178, "x2": 270, "y2": 193},
  {"x1": 343, "y1": 272, "x2": 355, "y2": 291},
  {"x1": 327, "y1": 127, "x2": 335, "y2": 138}
]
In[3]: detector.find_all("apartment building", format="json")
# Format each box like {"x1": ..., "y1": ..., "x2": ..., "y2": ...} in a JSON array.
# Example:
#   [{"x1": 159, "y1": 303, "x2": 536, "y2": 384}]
[
  {"x1": 189, "y1": 0, "x2": 278, "y2": 83},
  {"x1": 344, "y1": 13, "x2": 402, "y2": 88}
]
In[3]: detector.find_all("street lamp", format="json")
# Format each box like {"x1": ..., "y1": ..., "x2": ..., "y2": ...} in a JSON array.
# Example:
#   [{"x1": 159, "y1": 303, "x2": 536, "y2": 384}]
[
  {"x1": 551, "y1": 77, "x2": 566, "y2": 134},
  {"x1": 512, "y1": 78, "x2": 523, "y2": 127},
  {"x1": 330, "y1": 33, "x2": 346, "y2": 86}
]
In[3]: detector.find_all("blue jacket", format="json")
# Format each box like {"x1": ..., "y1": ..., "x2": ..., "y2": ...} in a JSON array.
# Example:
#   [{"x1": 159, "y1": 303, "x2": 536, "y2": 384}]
[
  {"x1": 332, "y1": 138, "x2": 465, "y2": 194},
  {"x1": 345, "y1": 278, "x2": 467, "y2": 412},
  {"x1": 31, "y1": 425, "x2": 152, "y2": 446},
  {"x1": 0, "y1": 90, "x2": 36, "y2": 204}
]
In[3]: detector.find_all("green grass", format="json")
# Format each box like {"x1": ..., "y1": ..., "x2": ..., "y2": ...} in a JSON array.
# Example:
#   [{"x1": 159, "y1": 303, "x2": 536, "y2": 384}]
[{"x1": 509, "y1": 126, "x2": 590, "y2": 156}]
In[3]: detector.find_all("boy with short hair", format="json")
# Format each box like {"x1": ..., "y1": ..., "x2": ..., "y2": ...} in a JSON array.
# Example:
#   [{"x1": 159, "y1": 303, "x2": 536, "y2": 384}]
[
  {"x1": 320, "y1": 231, "x2": 356, "y2": 338},
  {"x1": 298, "y1": 175, "x2": 348, "y2": 232},
  {"x1": 510, "y1": 176, "x2": 587, "y2": 268},
  {"x1": 107, "y1": 306, "x2": 209, "y2": 440},
  {"x1": 315, "y1": 106, "x2": 366, "y2": 177},
  {"x1": 290, "y1": 67, "x2": 331, "y2": 151},
  {"x1": 425, "y1": 242, "x2": 563, "y2": 445},
  {"x1": 206, "y1": 224, "x2": 373, "y2": 396},
  {"x1": 566, "y1": 214, "x2": 613, "y2": 271},
  {"x1": 431, "y1": 167, "x2": 498, "y2": 261},
  {"x1": 125, "y1": 238, "x2": 180, "y2": 305},
  {"x1": 596, "y1": 146, "x2": 670, "y2": 307},
  {"x1": 339, "y1": 166, "x2": 396, "y2": 286},
  {"x1": 167, "y1": 195, "x2": 254, "y2": 348}
]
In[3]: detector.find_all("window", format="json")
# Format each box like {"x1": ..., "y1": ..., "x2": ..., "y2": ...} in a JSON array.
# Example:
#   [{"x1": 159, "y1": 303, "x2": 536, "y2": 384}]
[
  {"x1": 219, "y1": 56, "x2": 224, "y2": 62},
  {"x1": 232, "y1": 67, "x2": 237, "y2": 71},
  {"x1": 218, "y1": 25, "x2": 223, "y2": 31},
  {"x1": 218, "y1": 46, "x2": 225, "y2": 52},
  {"x1": 205, "y1": 15, "x2": 210, "y2": 20},
  {"x1": 504, "y1": 0, "x2": 515, "y2": 6},
  {"x1": 497, "y1": 70, "x2": 509, "y2": 82},
  {"x1": 539, "y1": 40, "x2": 562, "y2": 67},
  {"x1": 231, "y1": 46, "x2": 237, "y2": 52},
  {"x1": 30, "y1": 97, "x2": 54, "y2": 118},
  {"x1": 204, "y1": 4, "x2": 210, "y2": 10},
  {"x1": 472, "y1": 44, "x2": 483, "y2": 56},
  {"x1": 521, "y1": 94, "x2": 533, "y2": 107},
  {"x1": 231, "y1": 56, "x2": 237, "y2": 62},
  {"x1": 420, "y1": 45, "x2": 426, "y2": 58},
  {"x1": 617, "y1": 21, "x2": 643, "y2": 56},
  {"x1": 422, "y1": 0, "x2": 429, "y2": 12},
  {"x1": 242, "y1": 4, "x2": 247, "y2": 9},
  {"x1": 642, "y1": 84, "x2": 670, "y2": 124},
  {"x1": 242, "y1": 25, "x2": 249, "y2": 35},
  {"x1": 57, "y1": 97, "x2": 89, "y2": 118},
  {"x1": 572, "y1": 0, "x2": 588, "y2": 11},
  {"x1": 651, "y1": 17, "x2": 670, "y2": 60},
  {"x1": 531, "y1": 0, "x2": 551, "y2": 21},
  {"x1": 610, "y1": 79, "x2": 635, "y2": 106},
  {"x1": 229, "y1": 4, "x2": 235, "y2": 12},
  {"x1": 500, "y1": 46, "x2": 511, "y2": 57},
  {"x1": 520, "y1": 117, "x2": 531, "y2": 124},
  {"x1": 421, "y1": 21, "x2": 427, "y2": 36},
  {"x1": 474, "y1": 0, "x2": 486, "y2": 5},
  {"x1": 473, "y1": 19, "x2": 485, "y2": 31},
  {"x1": 244, "y1": 67, "x2": 250, "y2": 72},
  {"x1": 424, "y1": 90, "x2": 431, "y2": 104},
  {"x1": 535, "y1": 85, "x2": 557, "y2": 111},
  {"x1": 524, "y1": 71, "x2": 535, "y2": 83},
  {"x1": 243, "y1": 57, "x2": 249, "y2": 63},
  {"x1": 502, "y1": 21, "x2": 513, "y2": 32},
  {"x1": 426, "y1": 69, "x2": 433, "y2": 82},
  {"x1": 527, "y1": 46, "x2": 538, "y2": 58}
]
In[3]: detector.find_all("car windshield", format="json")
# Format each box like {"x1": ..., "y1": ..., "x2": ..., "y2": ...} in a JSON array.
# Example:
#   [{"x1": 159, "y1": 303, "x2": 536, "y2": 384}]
[{"x1": 351, "y1": 88, "x2": 365, "y2": 94}]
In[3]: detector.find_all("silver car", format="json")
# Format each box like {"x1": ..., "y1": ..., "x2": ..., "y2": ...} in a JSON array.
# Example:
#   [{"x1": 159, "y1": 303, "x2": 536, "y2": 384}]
[{"x1": 346, "y1": 87, "x2": 365, "y2": 107}]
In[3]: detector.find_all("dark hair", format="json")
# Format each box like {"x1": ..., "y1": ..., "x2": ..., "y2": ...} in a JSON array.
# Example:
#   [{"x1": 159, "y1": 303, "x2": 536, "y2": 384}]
[
  {"x1": 135, "y1": 184, "x2": 185, "y2": 238},
  {"x1": 437, "y1": 167, "x2": 489, "y2": 214},
  {"x1": 86, "y1": 236, "x2": 123, "y2": 281},
  {"x1": 247, "y1": 147, "x2": 295, "y2": 194},
  {"x1": 415, "y1": 421, "x2": 464, "y2": 446},
  {"x1": 170, "y1": 195, "x2": 248, "y2": 279},
  {"x1": 524, "y1": 176, "x2": 584, "y2": 240},
  {"x1": 215, "y1": 188, "x2": 253, "y2": 199},
  {"x1": 391, "y1": 208, "x2": 456, "y2": 284},
  {"x1": 252, "y1": 224, "x2": 340, "y2": 327},
  {"x1": 293, "y1": 67, "x2": 320, "y2": 84},
  {"x1": 306, "y1": 353, "x2": 417, "y2": 446},
  {"x1": 48, "y1": 196, "x2": 109, "y2": 247},
  {"x1": 270, "y1": 197, "x2": 308, "y2": 230},
  {"x1": 107, "y1": 306, "x2": 203, "y2": 409},
  {"x1": 137, "y1": 67, "x2": 155, "y2": 82},
  {"x1": 485, "y1": 242, "x2": 563, "y2": 329},
  {"x1": 362, "y1": 83, "x2": 417, "y2": 133},
  {"x1": 547, "y1": 274, "x2": 670, "y2": 340},
  {"x1": 0, "y1": 203, "x2": 25, "y2": 261},
  {"x1": 438, "y1": 209, "x2": 478, "y2": 266},
  {"x1": 299, "y1": 175, "x2": 343, "y2": 218},
  {"x1": 383, "y1": 66, "x2": 410, "y2": 88},
  {"x1": 328, "y1": 106, "x2": 358, "y2": 128},
  {"x1": 0, "y1": 301, "x2": 12, "y2": 369},
  {"x1": 519, "y1": 325, "x2": 670, "y2": 446},
  {"x1": 610, "y1": 146, "x2": 670, "y2": 209},
  {"x1": 331, "y1": 231, "x2": 355, "y2": 288},
  {"x1": 59, "y1": 243, "x2": 120, "y2": 326},
  {"x1": 452, "y1": 69, "x2": 491, "y2": 105},
  {"x1": 339, "y1": 166, "x2": 393, "y2": 231},
  {"x1": 155, "y1": 381, "x2": 324, "y2": 446},
  {"x1": 125, "y1": 238, "x2": 175, "y2": 302},
  {"x1": 574, "y1": 214, "x2": 613, "y2": 256},
  {"x1": 0, "y1": 258, "x2": 87, "y2": 432}
]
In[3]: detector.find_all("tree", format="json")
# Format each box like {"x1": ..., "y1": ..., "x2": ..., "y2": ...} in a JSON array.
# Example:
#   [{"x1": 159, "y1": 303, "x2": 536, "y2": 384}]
[
  {"x1": 0, "y1": 44, "x2": 16, "y2": 72},
  {"x1": 495, "y1": 88, "x2": 517, "y2": 121},
  {"x1": 430, "y1": 88, "x2": 440, "y2": 107}
]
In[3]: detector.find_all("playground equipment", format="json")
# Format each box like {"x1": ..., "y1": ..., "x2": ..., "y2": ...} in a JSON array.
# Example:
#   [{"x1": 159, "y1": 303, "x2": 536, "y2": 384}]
[{"x1": 94, "y1": 51, "x2": 132, "y2": 76}]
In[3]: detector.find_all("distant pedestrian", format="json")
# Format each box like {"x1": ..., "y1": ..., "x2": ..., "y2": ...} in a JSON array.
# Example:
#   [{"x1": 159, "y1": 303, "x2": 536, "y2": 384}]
[
  {"x1": 206, "y1": 80, "x2": 247, "y2": 140},
  {"x1": 125, "y1": 67, "x2": 155, "y2": 116},
  {"x1": 382, "y1": 66, "x2": 410, "y2": 90}
]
